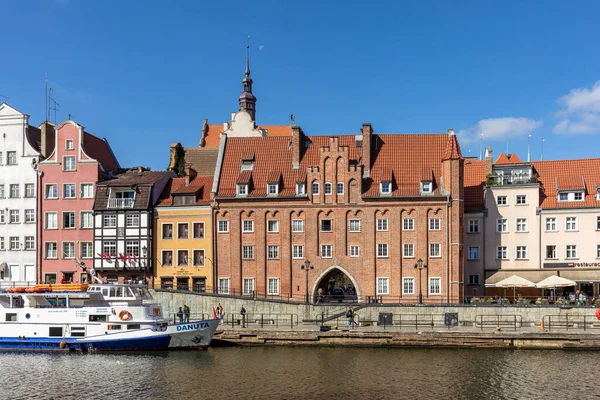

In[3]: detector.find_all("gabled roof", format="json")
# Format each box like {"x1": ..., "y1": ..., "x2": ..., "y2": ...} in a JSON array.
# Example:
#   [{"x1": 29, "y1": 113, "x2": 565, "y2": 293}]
[
  {"x1": 266, "y1": 171, "x2": 281, "y2": 184},
  {"x1": 443, "y1": 133, "x2": 463, "y2": 160},
  {"x1": 464, "y1": 160, "x2": 487, "y2": 212},
  {"x1": 184, "y1": 147, "x2": 219, "y2": 176},
  {"x1": 156, "y1": 176, "x2": 213, "y2": 206},
  {"x1": 495, "y1": 153, "x2": 524, "y2": 165},
  {"x1": 236, "y1": 170, "x2": 253, "y2": 184},
  {"x1": 202, "y1": 124, "x2": 292, "y2": 148},
  {"x1": 83, "y1": 132, "x2": 120, "y2": 172},
  {"x1": 97, "y1": 170, "x2": 172, "y2": 187}
]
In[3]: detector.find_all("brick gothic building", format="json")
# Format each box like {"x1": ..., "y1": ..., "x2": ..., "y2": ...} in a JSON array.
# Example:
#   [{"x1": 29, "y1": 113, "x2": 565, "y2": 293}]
[{"x1": 213, "y1": 123, "x2": 465, "y2": 303}]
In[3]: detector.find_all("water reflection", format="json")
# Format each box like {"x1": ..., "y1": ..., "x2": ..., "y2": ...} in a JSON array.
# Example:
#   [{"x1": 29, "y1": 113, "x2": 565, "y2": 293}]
[{"x1": 1, "y1": 347, "x2": 599, "y2": 400}]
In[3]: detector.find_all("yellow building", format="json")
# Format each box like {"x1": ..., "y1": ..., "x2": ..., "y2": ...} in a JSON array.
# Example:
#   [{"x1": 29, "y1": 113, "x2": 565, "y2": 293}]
[{"x1": 154, "y1": 145, "x2": 219, "y2": 291}]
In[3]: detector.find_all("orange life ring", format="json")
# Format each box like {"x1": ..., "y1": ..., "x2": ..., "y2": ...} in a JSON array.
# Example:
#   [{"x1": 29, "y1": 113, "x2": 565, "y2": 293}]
[
  {"x1": 595, "y1": 308, "x2": 600, "y2": 321},
  {"x1": 118, "y1": 310, "x2": 132, "y2": 321}
]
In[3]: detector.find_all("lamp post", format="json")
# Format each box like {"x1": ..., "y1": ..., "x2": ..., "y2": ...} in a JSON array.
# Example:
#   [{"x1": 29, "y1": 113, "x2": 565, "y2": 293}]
[
  {"x1": 301, "y1": 260, "x2": 314, "y2": 303},
  {"x1": 414, "y1": 258, "x2": 427, "y2": 305},
  {"x1": 142, "y1": 245, "x2": 148, "y2": 285}
]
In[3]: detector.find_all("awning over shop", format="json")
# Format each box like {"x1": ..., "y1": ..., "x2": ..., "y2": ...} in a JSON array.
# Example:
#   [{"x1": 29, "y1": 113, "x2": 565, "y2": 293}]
[
  {"x1": 559, "y1": 270, "x2": 600, "y2": 283},
  {"x1": 485, "y1": 270, "x2": 556, "y2": 287}
]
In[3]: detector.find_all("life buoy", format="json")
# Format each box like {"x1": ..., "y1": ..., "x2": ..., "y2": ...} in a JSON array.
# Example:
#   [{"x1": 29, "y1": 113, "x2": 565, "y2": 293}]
[
  {"x1": 60, "y1": 340, "x2": 67, "y2": 350},
  {"x1": 595, "y1": 308, "x2": 600, "y2": 321},
  {"x1": 118, "y1": 310, "x2": 132, "y2": 321}
]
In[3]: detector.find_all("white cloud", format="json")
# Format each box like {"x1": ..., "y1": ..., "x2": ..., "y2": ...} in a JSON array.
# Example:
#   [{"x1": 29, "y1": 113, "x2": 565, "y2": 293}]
[
  {"x1": 554, "y1": 81, "x2": 600, "y2": 134},
  {"x1": 459, "y1": 117, "x2": 543, "y2": 144}
]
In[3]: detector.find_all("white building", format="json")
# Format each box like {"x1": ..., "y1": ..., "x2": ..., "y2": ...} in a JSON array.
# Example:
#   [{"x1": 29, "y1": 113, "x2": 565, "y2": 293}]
[{"x1": 0, "y1": 103, "x2": 41, "y2": 287}]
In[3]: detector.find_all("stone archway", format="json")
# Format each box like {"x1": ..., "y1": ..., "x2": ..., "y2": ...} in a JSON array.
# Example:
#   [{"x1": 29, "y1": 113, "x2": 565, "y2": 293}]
[{"x1": 311, "y1": 266, "x2": 360, "y2": 303}]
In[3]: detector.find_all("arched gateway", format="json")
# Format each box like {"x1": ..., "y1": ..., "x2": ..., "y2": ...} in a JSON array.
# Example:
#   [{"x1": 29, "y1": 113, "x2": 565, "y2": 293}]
[{"x1": 311, "y1": 265, "x2": 360, "y2": 303}]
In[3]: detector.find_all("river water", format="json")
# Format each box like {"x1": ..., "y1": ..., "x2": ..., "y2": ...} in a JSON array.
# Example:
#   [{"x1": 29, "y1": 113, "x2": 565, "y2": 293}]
[{"x1": 1, "y1": 347, "x2": 599, "y2": 400}]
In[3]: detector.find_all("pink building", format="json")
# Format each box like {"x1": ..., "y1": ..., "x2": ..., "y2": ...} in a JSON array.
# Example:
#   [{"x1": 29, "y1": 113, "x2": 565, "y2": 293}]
[{"x1": 36, "y1": 120, "x2": 119, "y2": 284}]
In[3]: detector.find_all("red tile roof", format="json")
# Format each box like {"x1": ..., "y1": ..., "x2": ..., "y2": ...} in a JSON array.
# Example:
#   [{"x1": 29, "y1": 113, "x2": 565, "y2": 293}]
[
  {"x1": 217, "y1": 133, "x2": 456, "y2": 199},
  {"x1": 495, "y1": 153, "x2": 523, "y2": 165},
  {"x1": 202, "y1": 124, "x2": 292, "y2": 148},
  {"x1": 156, "y1": 175, "x2": 213, "y2": 206},
  {"x1": 464, "y1": 160, "x2": 487, "y2": 212},
  {"x1": 83, "y1": 132, "x2": 120, "y2": 171},
  {"x1": 236, "y1": 170, "x2": 252, "y2": 184},
  {"x1": 443, "y1": 134, "x2": 463, "y2": 160},
  {"x1": 266, "y1": 171, "x2": 281, "y2": 183}
]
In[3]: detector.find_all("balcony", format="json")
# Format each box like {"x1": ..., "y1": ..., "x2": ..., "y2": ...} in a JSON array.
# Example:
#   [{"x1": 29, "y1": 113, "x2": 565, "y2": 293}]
[
  {"x1": 107, "y1": 198, "x2": 135, "y2": 208},
  {"x1": 487, "y1": 175, "x2": 538, "y2": 186}
]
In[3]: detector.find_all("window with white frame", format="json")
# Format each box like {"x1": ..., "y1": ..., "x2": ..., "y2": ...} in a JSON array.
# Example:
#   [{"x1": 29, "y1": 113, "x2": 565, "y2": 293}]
[
  {"x1": 63, "y1": 242, "x2": 75, "y2": 259},
  {"x1": 103, "y1": 215, "x2": 116, "y2": 228},
  {"x1": 348, "y1": 219, "x2": 361, "y2": 232},
  {"x1": 102, "y1": 240, "x2": 117, "y2": 256},
  {"x1": 403, "y1": 277, "x2": 415, "y2": 294},
  {"x1": 377, "y1": 243, "x2": 388, "y2": 258},
  {"x1": 597, "y1": 244, "x2": 600, "y2": 259},
  {"x1": 380, "y1": 182, "x2": 391, "y2": 194},
  {"x1": 267, "y1": 183, "x2": 278, "y2": 195},
  {"x1": 0, "y1": 210, "x2": 4, "y2": 224},
  {"x1": 566, "y1": 217, "x2": 577, "y2": 231},
  {"x1": 25, "y1": 209, "x2": 35, "y2": 223},
  {"x1": 497, "y1": 196, "x2": 507, "y2": 205},
  {"x1": 267, "y1": 245, "x2": 279, "y2": 259},
  {"x1": 546, "y1": 217, "x2": 557, "y2": 231},
  {"x1": 516, "y1": 218, "x2": 528, "y2": 232},
  {"x1": 403, "y1": 218, "x2": 414, "y2": 231},
  {"x1": 178, "y1": 223, "x2": 189, "y2": 239},
  {"x1": 516, "y1": 246, "x2": 527, "y2": 259},
  {"x1": 496, "y1": 246, "x2": 508, "y2": 259},
  {"x1": 468, "y1": 219, "x2": 480, "y2": 233},
  {"x1": 558, "y1": 192, "x2": 568, "y2": 202},
  {"x1": 177, "y1": 250, "x2": 188, "y2": 266},
  {"x1": 558, "y1": 192, "x2": 585, "y2": 202},
  {"x1": 126, "y1": 240, "x2": 140, "y2": 257},
  {"x1": 546, "y1": 245, "x2": 557, "y2": 259},
  {"x1": 218, "y1": 220, "x2": 229, "y2": 233},
  {"x1": 242, "y1": 220, "x2": 254, "y2": 233},
  {"x1": 242, "y1": 245, "x2": 254, "y2": 260},
  {"x1": 468, "y1": 247, "x2": 479, "y2": 260},
  {"x1": 193, "y1": 222, "x2": 204, "y2": 239},
  {"x1": 292, "y1": 220, "x2": 304, "y2": 232},
  {"x1": 321, "y1": 244, "x2": 332, "y2": 258},
  {"x1": 7, "y1": 151, "x2": 16, "y2": 165},
  {"x1": 45, "y1": 184, "x2": 58, "y2": 199},
  {"x1": 296, "y1": 183, "x2": 306, "y2": 195},
  {"x1": 162, "y1": 223, "x2": 173, "y2": 239},
  {"x1": 336, "y1": 182, "x2": 344, "y2": 194},
  {"x1": 320, "y1": 219, "x2": 332, "y2": 232},
  {"x1": 597, "y1": 216, "x2": 600, "y2": 230},
  {"x1": 496, "y1": 218, "x2": 508, "y2": 233},
  {"x1": 292, "y1": 245, "x2": 304, "y2": 259},
  {"x1": 574, "y1": 192, "x2": 584, "y2": 201},
  {"x1": 377, "y1": 278, "x2": 389, "y2": 295},
  {"x1": 566, "y1": 245, "x2": 577, "y2": 259},
  {"x1": 63, "y1": 156, "x2": 76, "y2": 171},
  {"x1": 421, "y1": 181, "x2": 433, "y2": 193},
  {"x1": 0, "y1": 237, "x2": 4, "y2": 250},
  {"x1": 24, "y1": 236, "x2": 35, "y2": 250},
  {"x1": 403, "y1": 243, "x2": 414, "y2": 258},
  {"x1": 0, "y1": 185, "x2": 4, "y2": 198},
  {"x1": 45, "y1": 212, "x2": 57, "y2": 229},
  {"x1": 237, "y1": 184, "x2": 248, "y2": 196},
  {"x1": 268, "y1": 278, "x2": 280, "y2": 295},
  {"x1": 24, "y1": 183, "x2": 35, "y2": 198},
  {"x1": 9, "y1": 237, "x2": 20, "y2": 250},
  {"x1": 350, "y1": 245, "x2": 360, "y2": 257},
  {"x1": 66, "y1": 139, "x2": 74, "y2": 150},
  {"x1": 161, "y1": 250, "x2": 173, "y2": 266},
  {"x1": 243, "y1": 278, "x2": 254, "y2": 295},
  {"x1": 324, "y1": 182, "x2": 332, "y2": 195},
  {"x1": 429, "y1": 243, "x2": 441, "y2": 258},
  {"x1": 377, "y1": 218, "x2": 388, "y2": 231},
  {"x1": 516, "y1": 195, "x2": 527, "y2": 205},
  {"x1": 63, "y1": 184, "x2": 76, "y2": 199},
  {"x1": 45, "y1": 242, "x2": 57, "y2": 258},
  {"x1": 9, "y1": 184, "x2": 19, "y2": 198},
  {"x1": 312, "y1": 182, "x2": 320, "y2": 195},
  {"x1": 81, "y1": 242, "x2": 93, "y2": 259},
  {"x1": 81, "y1": 183, "x2": 93, "y2": 198},
  {"x1": 126, "y1": 214, "x2": 140, "y2": 227},
  {"x1": 193, "y1": 250, "x2": 205, "y2": 266},
  {"x1": 468, "y1": 275, "x2": 480, "y2": 285},
  {"x1": 429, "y1": 277, "x2": 441, "y2": 295},
  {"x1": 218, "y1": 278, "x2": 230, "y2": 295},
  {"x1": 429, "y1": 218, "x2": 441, "y2": 230},
  {"x1": 9, "y1": 210, "x2": 19, "y2": 224},
  {"x1": 267, "y1": 220, "x2": 279, "y2": 233}
]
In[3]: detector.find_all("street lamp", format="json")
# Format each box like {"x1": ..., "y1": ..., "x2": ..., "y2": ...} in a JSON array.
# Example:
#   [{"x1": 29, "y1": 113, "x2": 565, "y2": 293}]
[
  {"x1": 414, "y1": 258, "x2": 427, "y2": 305},
  {"x1": 301, "y1": 260, "x2": 314, "y2": 303},
  {"x1": 142, "y1": 245, "x2": 148, "y2": 285}
]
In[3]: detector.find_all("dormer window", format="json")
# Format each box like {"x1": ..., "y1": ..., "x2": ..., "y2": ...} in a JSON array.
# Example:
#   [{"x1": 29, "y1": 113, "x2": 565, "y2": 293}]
[
  {"x1": 421, "y1": 181, "x2": 433, "y2": 194},
  {"x1": 380, "y1": 182, "x2": 391, "y2": 195},
  {"x1": 558, "y1": 192, "x2": 585, "y2": 202},
  {"x1": 597, "y1": 190, "x2": 600, "y2": 201},
  {"x1": 237, "y1": 184, "x2": 248, "y2": 196},
  {"x1": 296, "y1": 183, "x2": 306, "y2": 195},
  {"x1": 240, "y1": 152, "x2": 255, "y2": 171},
  {"x1": 268, "y1": 184, "x2": 279, "y2": 195}
]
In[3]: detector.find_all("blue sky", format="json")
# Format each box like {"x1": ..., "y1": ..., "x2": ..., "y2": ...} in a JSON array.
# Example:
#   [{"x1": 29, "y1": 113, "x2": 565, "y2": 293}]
[{"x1": 2, "y1": 0, "x2": 600, "y2": 170}]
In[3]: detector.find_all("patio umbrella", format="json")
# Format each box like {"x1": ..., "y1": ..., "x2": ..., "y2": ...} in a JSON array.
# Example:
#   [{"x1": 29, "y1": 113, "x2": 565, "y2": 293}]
[
  {"x1": 494, "y1": 275, "x2": 536, "y2": 300},
  {"x1": 535, "y1": 275, "x2": 576, "y2": 288}
]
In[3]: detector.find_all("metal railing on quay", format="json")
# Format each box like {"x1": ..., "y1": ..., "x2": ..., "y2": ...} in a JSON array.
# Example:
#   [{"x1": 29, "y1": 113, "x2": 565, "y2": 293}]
[
  {"x1": 168, "y1": 312, "x2": 212, "y2": 324},
  {"x1": 222, "y1": 313, "x2": 300, "y2": 329},
  {"x1": 475, "y1": 315, "x2": 522, "y2": 331},
  {"x1": 543, "y1": 315, "x2": 600, "y2": 332}
]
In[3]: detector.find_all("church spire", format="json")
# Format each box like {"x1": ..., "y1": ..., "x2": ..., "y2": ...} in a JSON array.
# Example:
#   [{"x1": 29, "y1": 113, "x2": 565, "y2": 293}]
[{"x1": 239, "y1": 43, "x2": 257, "y2": 122}]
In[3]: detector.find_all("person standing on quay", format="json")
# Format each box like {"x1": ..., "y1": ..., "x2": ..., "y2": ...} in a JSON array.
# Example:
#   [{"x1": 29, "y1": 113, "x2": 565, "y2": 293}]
[
  {"x1": 240, "y1": 305, "x2": 247, "y2": 328},
  {"x1": 183, "y1": 304, "x2": 190, "y2": 323},
  {"x1": 177, "y1": 307, "x2": 184, "y2": 324}
]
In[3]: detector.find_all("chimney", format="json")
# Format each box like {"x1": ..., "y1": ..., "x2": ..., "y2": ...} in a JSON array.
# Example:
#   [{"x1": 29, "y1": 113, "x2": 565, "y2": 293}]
[
  {"x1": 40, "y1": 122, "x2": 55, "y2": 160},
  {"x1": 485, "y1": 147, "x2": 493, "y2": 176},
  {"x1": 361, "y1": 123, "x2": 373, "y2": 177},
  {"x1": 448, "y1": 128, "x2": 455, "y2": 135},
  {"x1": 184, "y1": 164, "x2": 197, "y2": 185},
  {"x1": 199, "y1": 118, "x2": 208, "y2": 147},
  {"x1": 292, "y1": 126, "x2": 303, "y2": 169}
]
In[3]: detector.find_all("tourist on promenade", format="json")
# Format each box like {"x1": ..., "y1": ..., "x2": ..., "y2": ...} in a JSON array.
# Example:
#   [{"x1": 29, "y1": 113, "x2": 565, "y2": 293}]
[
  {"x1": 346, "y1": 306, "x2": 353, "y2": 328},
  {"x1": 316, "y1": 288, "x2": 324, "y2": 304},
  {"x1": 218, "y1": 303, "x2": 224, "y2": 319},
  {"x1": 177, "y1": 307, "x2": 184, "y2": 324},
  {"x1": 183, "y1": 305, "x2": 190, "y2": 323},
  {"x1": 240, "y1": 305, "x2": 247, "y2": 328},
  {"x1": 349, "y1": 306, "x2": 358, "y2": 328}
]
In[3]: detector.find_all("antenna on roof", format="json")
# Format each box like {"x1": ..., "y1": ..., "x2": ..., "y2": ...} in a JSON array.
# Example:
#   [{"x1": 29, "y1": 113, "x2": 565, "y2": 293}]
[
  {"x1": 45, "y1": 72, "x2": 48, "y2": 121},
  {"x1": 290, "y1": 114, "x2": 296, "y2": 127},
  {"x1": 527, "y1": 133, "x2": 531, "y2": 162},
  {"x1": 541, "y1": 137, "x2": 545, "y2": 161},
  {"x1": 48, "y1": 88, "x2": 60, "y2": 125},
  {"x1": 479, "y1": 133, "x2": 483, "y2": 160}
]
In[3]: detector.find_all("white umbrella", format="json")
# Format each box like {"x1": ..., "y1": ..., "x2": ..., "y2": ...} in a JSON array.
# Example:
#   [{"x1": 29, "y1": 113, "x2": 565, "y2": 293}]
[
  {"x1": 493, "y1": 275, "x2": 536, "y2": 300},
  {"x1": 535, "y1": 275, "x2": 576, "y2": 288}
]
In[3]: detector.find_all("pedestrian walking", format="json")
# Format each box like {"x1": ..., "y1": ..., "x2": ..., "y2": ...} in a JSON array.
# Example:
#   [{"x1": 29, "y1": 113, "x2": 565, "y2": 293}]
[
  {"x1": 349, "y1": 306, "x2": 358, "y2": 328},
  {"x1": 240, "y1": 305, "x2": 247, "y2": 328},
  {"x1": 183, "y1": 304, "x2": 190, "y2": 323},
  {"x1": 345, "y1": 306, "x2": 353, "y2": 328},
  {"x1": 177, "y1": 307, "x2": 184, "y2": 324},
  {"x1": 218, "y1": 303, "x2": 224, "y2": 319}
]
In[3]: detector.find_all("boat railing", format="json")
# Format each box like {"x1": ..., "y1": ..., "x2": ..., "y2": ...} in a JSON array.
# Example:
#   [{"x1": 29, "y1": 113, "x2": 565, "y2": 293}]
[{"x1": 0, "y1": 281, "x2": 36, "y2": 291}]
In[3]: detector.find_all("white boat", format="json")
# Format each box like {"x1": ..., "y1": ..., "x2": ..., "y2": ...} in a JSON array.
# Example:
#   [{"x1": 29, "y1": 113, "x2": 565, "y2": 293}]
[{"x1": 0, "y1": 283, "x2": 220, "y2": 352}]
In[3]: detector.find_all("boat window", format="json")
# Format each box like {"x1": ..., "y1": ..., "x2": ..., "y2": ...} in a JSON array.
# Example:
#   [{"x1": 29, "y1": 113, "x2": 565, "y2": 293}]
[
  {"x1": 108, "y1": 324, "x2": 122, "y2": 330},
  {"x1": 89, "y1": 315, "x2": 107, "y2": 322},
  {"x1": 127, "y1": 324, "x2": 141, "y2": 330},
  {"x1": 49, "y1": 327, "x2": 63, "y2": 337},
  {"x1": 109, "y1": 287, "x2": 117, "y2": 297},
  {"x1": 141, "y1": 288, "x2": 151, "y2": 298},
  {"x1": 115, "y1": 287, "x2": 123, "y2": 297},
  {"x1": 102, "y1": 288, "x2": 109, "y2": 296},
  {"x1": 71, "y1": 327, "x2": 86, "y2": 337},
  {"x1": 127, "y1": 287, "x2": 136, "y2": 297},
  {"x1": 5, "y1": 313, "x2": 17, "y2": 322}
]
